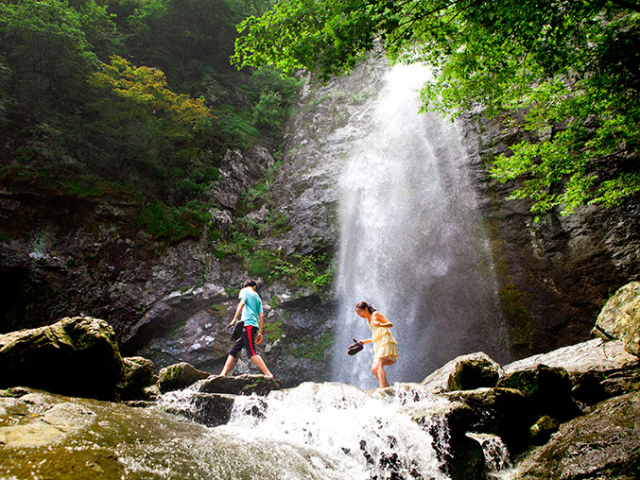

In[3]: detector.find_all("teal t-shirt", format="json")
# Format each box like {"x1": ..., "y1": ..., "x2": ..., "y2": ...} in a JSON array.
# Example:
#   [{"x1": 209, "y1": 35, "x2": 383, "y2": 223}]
[{"x1": 239, "y1": 288, "x2": 262, "y2": 328}]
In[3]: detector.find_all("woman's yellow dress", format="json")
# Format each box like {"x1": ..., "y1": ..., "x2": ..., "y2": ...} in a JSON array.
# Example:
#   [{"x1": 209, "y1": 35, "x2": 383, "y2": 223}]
[{"x1": 368, "y1": 313, "x2": 398, "y2": 363}]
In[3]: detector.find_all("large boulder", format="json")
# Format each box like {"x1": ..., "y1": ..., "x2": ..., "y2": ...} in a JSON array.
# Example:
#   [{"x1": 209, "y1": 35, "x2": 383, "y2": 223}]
[
  {"x1": 194, "y1": 374, "x2": 283, "y2": 396},
  {"x1": 442, "y1": 387, "x2": 537, "y2": 455},
  {"x1": 502, "y1": 338, "x2": 638, "y2": 375},
  {"x1": 422, "y1": 352, "x2": 502, "y2": 392},
  {"x1": 592, "y1": 281, "x2": 640, "y2": 357},
  {"x1": 158, "y1": 362, "x2": 210, "y2": 393},
  {"x1": 0, "y1": 316, "x2": 123, "y2": 399},
  {"x1": 514, "y1": 392, "x2": 640, "y2": 480}
]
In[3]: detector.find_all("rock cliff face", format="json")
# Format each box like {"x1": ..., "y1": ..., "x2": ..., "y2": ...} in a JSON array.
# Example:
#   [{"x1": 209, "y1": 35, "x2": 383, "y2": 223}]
[
  {"x1": 0, "y1": 143, "x2": 335, "y2": 386},
  {"x1": 460, "y1": 111, "x2": 640, "y2": 359}
]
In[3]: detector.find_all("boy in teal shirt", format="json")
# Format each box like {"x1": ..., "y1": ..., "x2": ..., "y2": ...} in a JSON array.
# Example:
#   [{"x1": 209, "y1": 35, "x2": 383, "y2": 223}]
[{"x1": 220, "y1": 279, "x2": 273, "y2": 378}]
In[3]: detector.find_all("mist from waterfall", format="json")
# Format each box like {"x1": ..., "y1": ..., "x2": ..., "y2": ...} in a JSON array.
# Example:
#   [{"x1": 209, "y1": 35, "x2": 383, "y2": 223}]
[{"x1": 332, "y1": 64, "x2": 504, "y2": 388}]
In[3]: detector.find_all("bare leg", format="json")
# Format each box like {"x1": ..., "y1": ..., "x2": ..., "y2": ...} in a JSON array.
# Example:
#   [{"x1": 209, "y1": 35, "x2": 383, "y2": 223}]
[
  {"x1": 372, "y1": 359, "x2": 391, "y2": 388},
  {"x1": 220, "y1": 355, "x2": 236, "y2": 376},
  {"x1": 251, "y1": 355, "x2": 273, "y2": 378}
]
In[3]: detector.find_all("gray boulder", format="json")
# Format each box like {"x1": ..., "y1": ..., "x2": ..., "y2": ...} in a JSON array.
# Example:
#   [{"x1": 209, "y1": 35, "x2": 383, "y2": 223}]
[
  {"x1": 158, "y1": 362, "x2": 210, "y2": 393},
  {"x1": 514, "y1": 392, "x2": 640, "y2": 480},
  {"x1": 503, "y1": 338, "x2": 638, "y2": 375},
  {"x1": 194, "y1": 374, "x2": 283, "y2": 396},
  {"x1": 592, "y1": 281, "x2": 640, "y2": 357},
  {"x1": 0, "y1": 316, "x2": 123, "y2": 399}
]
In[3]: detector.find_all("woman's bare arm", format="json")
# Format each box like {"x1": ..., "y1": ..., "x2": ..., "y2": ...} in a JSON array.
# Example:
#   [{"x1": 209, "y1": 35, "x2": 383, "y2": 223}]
[{"x1": 371, "y1": 312, "x2": 393, "y2": 327}]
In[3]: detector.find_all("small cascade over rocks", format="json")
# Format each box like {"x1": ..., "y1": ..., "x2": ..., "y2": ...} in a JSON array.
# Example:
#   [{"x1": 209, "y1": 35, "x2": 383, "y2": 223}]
[
  {"x1": 155, "y1": 380, "x2": 516, "y2": 480},
  {"x1": 2, "y1": 336, "x2": 638, "y2": 479},
  {"x1": 223, "y1": 382, "x2": 446, "y2": 480}
]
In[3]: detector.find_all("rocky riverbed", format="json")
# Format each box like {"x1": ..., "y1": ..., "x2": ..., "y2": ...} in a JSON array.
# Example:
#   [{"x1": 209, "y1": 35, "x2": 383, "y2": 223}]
[{"x1": 1, "y1": 282, "x2": 638, "y2": 479}]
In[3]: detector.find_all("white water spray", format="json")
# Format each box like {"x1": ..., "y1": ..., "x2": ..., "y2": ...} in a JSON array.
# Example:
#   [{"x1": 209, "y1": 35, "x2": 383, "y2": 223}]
[
  {"x1": 332, "y1": 64, "x2": 503, "y2": 387},
  {"x1": 218, "y1": 382, "x2": 449, "y2": 480}
]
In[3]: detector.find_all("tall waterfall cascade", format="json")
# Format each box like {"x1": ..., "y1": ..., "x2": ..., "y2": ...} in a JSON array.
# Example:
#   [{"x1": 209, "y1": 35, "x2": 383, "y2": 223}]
[{"x1": 332, "y1": 64, "x2": 504, "y2": 387}]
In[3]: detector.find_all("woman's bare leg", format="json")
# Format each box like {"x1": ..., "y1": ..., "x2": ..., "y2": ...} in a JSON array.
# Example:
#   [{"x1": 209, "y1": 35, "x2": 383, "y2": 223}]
[{"x1": 372, "y1": 359, "x2": 390, "y2": 388}]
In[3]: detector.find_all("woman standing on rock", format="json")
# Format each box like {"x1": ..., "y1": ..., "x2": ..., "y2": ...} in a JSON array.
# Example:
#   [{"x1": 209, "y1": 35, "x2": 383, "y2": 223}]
[{"x1": 354, "y1": 301, "x2": 398, "y2": 388}]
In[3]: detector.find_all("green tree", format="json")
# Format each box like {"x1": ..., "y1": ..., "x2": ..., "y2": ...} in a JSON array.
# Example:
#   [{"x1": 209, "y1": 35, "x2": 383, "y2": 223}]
[
  {"x1": 0, "y1": 0, "x2": 98, "y2": 124},
  {"x1": 233, "y1": 0, "x2": 640, "y2": 218},
  {"x1": 85, "y1": 56, "x2": 215, "y2": 199}
]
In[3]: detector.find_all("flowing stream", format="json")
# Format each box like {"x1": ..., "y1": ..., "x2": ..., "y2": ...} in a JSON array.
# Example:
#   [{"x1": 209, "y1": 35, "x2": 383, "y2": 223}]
[
  {"x1": 152, "y1": 382, "x2": 512, "y2": 480},
  {"x1": 332, "y1": 64, "x2": 504, "y2": 388},
  {"x1": 155, "y1": 383, "x2": 453, "y2": 480}
]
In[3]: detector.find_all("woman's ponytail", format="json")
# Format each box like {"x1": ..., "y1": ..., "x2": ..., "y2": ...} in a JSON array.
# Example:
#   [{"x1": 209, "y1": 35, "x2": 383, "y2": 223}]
[{"x1": 356, "y1": 301, "x2": 376, "y2": 314}]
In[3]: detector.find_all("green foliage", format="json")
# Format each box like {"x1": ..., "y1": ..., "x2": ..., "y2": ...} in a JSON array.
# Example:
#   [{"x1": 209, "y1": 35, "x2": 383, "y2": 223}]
[
  {"x1": 0, "y1": 0, "x2": 99, "y2": 124},
  {"x1": 137, "y1": 201, "x2": 209, "y2": 242},
  {"x1": 270, "y1": 211, "x2": 291, "y2": 237},
  {"x1": 206, "y1": 303, "x2": 228, "y2": 318},
  {"x1": 262, "y1": 320, "x2": 283, "y2": 341},
  {"x1": 233, "y1": 0, "x2": 640, "y2": 217},
  {"x1": 0, "y1": 0, "x2": 300, "y2": 247},
  {"x1": 0, "y1": 163, "x2": 134, "y2": 199},
  {"x1": 291, "y1": 332, "x2": 334, "y2": 361}
]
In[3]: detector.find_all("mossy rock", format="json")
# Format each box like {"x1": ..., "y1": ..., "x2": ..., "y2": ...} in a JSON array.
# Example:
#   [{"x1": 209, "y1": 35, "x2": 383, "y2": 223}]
[
  {"x1": 516, "y1": 392, "x2": 640, "y2": 479},
  {"x1": 498, "y1": 364, "x2": 579, "y2": 421},
  {"x1": 592, "y1": 281, "x2": 640, "y2": 358},
  {"x1": 0, "y1": 316, "x2": 124, "y2": 400},
  {"x1": 116, "y1": 356, "x2": 158, "y2": 400},
  {"x1": 158, "y1": 362, "x2": 210, "y2": 393},
  {"x1": 530, "y1": 415, "x2": 560, "y2": 445},
  {"x1": 447, "y1": 356, "x2": 501, "y2": 391}
]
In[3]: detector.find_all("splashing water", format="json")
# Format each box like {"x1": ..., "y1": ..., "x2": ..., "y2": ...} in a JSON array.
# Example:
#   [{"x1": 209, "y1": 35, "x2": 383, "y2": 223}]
[
  {"x1": 216, "y1": 382, "x2": 450, "y2": 480},
  {"x1": 151, "y1": 382, "x2": 514, "y2": 480},
  {"x1": 332, "y1": 63, "x2": 504, "y2": 388},
  {"x1": 467, "y1": 433, "x2": 513, "y2": 479}
]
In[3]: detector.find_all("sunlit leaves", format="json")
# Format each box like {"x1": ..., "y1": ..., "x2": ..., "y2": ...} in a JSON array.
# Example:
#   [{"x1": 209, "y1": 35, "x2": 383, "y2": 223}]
[{"x1": 88, "y1": 55, "x2": 214, "y2": 131}]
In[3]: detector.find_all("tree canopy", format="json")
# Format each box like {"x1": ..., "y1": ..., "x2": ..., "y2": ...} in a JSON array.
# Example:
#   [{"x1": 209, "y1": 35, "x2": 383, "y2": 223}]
[
  {"x1": 233, "y1": 0, "x2": 640, "y2": 218},
  {"x1": 0, "y1": 0, "x2": 298, "y2": 237}
]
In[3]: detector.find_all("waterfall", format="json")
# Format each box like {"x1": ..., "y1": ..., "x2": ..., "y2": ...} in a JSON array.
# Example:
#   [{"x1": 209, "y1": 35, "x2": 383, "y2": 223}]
[{"x1": 332, "y1": 64, "x2": 504, "y2": 388}]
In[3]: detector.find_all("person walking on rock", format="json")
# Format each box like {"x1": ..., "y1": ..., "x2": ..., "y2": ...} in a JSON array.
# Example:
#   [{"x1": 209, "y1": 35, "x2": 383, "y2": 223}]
[
  {"x1": 354, "y1": 301, "x2": 398, "y2": 388},
  {"x1": 220, "y1": 279, "x2": 273, "y2": 378}
]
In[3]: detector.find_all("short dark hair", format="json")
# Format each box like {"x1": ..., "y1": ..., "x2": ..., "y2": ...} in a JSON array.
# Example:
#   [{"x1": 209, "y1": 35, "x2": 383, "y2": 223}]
[{"x1": 243, "y1": 279, "x2": 258, "y2": 288}]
